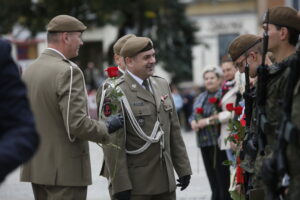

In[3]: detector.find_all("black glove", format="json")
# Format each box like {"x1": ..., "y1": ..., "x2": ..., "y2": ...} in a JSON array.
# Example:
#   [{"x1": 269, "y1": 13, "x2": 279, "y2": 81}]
[
  {"x1": 114, "y1": 190, "x2": 131, "y2": 200},
  {"x1": 176, "y1": 175, "x2": 191, "y2": 191},
  {"x1": 106, "y1": 114, "x2": 124, "y2": 134}
]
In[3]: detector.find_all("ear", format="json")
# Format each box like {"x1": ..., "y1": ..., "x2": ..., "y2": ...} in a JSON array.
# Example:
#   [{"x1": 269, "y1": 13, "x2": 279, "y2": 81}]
[
  {"x1": 280, "y1": 27, "x2": 289, "y2": 41},
  {"x1": 61, "y1": 32, "x2": 69, "y2": 44},
  {"x1": 125, "y1": 57, "x2": 133, "y2": 68},
  {"x1": 113, "y1": 54, "x2": 119, "y2": 65},
  {"x1": 249, "y1": 51, "x2": 257, "y2": 62}
]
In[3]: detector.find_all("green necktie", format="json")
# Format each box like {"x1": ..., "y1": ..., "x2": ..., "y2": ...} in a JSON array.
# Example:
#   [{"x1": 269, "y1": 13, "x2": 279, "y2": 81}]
[{"x1": 142, "y1": 80, "x2": 151, "y2": 93}]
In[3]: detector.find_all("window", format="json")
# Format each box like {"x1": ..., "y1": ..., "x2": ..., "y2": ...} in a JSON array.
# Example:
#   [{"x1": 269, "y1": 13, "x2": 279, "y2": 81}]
[
  {"x1": 218, "y1": 33, "x2": 239, "y2": 64},
  {"x1": 292, "y1": 0, "x2": 299, "y2": 10}
]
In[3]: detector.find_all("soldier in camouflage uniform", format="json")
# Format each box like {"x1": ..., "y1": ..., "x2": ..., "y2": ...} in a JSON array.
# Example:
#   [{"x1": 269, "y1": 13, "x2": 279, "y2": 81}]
[
  {"x1": 286, "y1": 74, "x2": 300, "y2": 200},
  {"x1": 260, "y1": 6, "x2": 299, "y2": 151},
  {"x1": 259, "y1": 6, "x2": 300, "y2": 199},
  {"x1": 229, "y1": 7, "x2": 300, "y2": 199},
  {"x1": 228, "y1": 34, "x2": 273, "y2": 199}
]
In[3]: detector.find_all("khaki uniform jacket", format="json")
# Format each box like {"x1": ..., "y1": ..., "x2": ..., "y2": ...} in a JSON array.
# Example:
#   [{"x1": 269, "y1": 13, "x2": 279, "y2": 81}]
[
  {"x1": 100, "y1": 72, "x2": 192, "y2": 195},
  {"x1": 20, "y1": 49, "x2": 109, "y2": 186}
]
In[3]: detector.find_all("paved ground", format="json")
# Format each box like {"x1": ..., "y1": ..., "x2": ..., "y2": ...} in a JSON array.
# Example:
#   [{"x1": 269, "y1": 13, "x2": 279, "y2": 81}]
[{"x1": 0, "y1": 130, "x2": 211, "y2": 200}]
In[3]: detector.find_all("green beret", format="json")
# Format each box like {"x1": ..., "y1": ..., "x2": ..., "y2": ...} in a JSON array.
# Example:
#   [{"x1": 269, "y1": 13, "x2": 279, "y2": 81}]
[
  {"x1": 263, "y1": 6, "x2": 300, "y2": 32},
  {"x1": 228, "y1": 34, "x2": 262, "y2": 61},
  {"x1": 47, "y1": 15, "x2": 87, "y2": 32},
  {"x1": 113, "y1": 34, "x2": 136, "y2": 55},
  {"x1": 120, "y1": 37, "x2": 153, "y2": 57}
]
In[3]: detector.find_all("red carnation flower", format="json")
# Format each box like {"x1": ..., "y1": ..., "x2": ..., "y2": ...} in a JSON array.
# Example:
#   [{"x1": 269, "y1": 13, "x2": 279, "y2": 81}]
[
  {"x1": 234, "y1": 106, "x2": 243, "y2": 116},
  {"x1": 226, "y1": 103, "x2": 234, "y2": 111},
  {"x1": 105, "y1": 66, "x2": 119, "y2": 78},
  {"x1": 195, "y1": 107, "x2": 204, "y2": 114},
  {"x1": 208, "y1": 97, "x2": 218, "y2": 104}
]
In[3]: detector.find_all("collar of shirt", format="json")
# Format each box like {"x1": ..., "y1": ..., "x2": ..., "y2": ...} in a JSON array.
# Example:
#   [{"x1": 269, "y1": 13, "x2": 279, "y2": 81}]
[
  {"x1": 118, "y1": 66, "x2": 125, "y2": 74},
  {"x1": 46, "y1": 48, "x2": 67, "y2": 60},
  {"x1": 127, "y1": 70, "x2": 144, "y2": 88}
]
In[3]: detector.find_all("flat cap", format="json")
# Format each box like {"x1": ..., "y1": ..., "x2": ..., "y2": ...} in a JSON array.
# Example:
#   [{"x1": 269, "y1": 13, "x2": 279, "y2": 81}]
[
  {"x1": 228, "y1": 34, "x2": 262, "y2": 61},
  {"x1": 113, "y1": 34, "x2": 136, "y2": 55},
  {"x1": 263, "y1": 6, "x2": 300, "y2": 32},
  {"x1": 120, "y1": 37, "x2": 153, "y2": 57},
  {"x1": 47, "y1": 15, "x2": 87, "y2": 32}
]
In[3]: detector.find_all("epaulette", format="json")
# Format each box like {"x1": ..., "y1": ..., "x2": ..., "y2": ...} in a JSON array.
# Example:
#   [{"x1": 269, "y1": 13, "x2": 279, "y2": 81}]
[
  {"x1": 151, "y1": 75, "x2": 167, "y2": 82},
  {"x1": 63, "y1": 59, "x2": 77, "y2": 67},
  {"x1": 151, "y1": 74, "x2": 164, "y2": 79}
]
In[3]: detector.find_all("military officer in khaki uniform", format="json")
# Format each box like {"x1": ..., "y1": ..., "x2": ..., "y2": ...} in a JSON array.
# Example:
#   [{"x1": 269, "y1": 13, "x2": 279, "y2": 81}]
[
  {"x1": 96, "y1": 34, "x2": 136, "y2": 198},
  {"x1": 21, "y1": 15, "x2": 122, "y2": 200},
  {"x1": 96, "y1": 34, "x2": 136, "y2": 115},
  {"x1": 113, "y1": 34, "x2": 136, "y2": 75},
  {"x1": 102, "y1": 37, "x2": 192, "y2": 200}
]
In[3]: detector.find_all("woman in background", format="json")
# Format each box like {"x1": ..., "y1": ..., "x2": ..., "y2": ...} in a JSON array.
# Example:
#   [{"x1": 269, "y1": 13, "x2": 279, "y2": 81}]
[{"x1": 190, "y1": 67, "x2": 231, "y2": 200}]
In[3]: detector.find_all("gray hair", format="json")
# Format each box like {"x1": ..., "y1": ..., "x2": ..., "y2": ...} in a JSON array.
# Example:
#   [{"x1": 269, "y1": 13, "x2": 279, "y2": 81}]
[
  {"x1": 202, "y1": 66, "x2": 223, "y2": 79},
  {"x1": 47, "y1": 32, "x2": 61, "y2": 44}
]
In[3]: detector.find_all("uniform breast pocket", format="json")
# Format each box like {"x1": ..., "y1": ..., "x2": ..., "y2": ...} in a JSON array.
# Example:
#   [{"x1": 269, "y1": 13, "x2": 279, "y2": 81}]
[{"x1": 132, "y1": 106, "x2": 152, "y2": 127}]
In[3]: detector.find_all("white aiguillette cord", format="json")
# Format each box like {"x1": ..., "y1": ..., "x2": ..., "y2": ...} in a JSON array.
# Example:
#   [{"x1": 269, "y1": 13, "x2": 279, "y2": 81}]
[
  {"x1": 98, "y1": 81, "x2": 108, "y2": 120},
  {"x1": 97, "y1": 84, "x2": 165, "y2": 155},
  {"x1": 66, "y1": 63, "x2": 89, "y2": 143},
  {"x1": 120, "y1": 94, "x2": 164, "y2": 155}
]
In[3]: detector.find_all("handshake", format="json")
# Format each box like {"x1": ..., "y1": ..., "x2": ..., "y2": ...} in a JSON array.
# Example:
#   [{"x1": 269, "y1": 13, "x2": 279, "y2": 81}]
[{"x1": 105, "y1": 114, "x2": 124, "y2": 134}]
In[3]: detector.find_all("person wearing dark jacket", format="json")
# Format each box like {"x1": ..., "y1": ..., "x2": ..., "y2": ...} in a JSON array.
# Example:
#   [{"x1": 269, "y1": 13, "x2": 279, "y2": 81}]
[{"x1": 0, "y1": 39, "x2": 39, "y2": 183}]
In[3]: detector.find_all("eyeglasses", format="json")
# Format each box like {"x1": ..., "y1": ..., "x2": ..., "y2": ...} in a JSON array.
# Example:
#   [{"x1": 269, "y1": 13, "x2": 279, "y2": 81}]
[
  {"x1": 234, "y1": 56, "x2": 247, "y2": 69},
  {"x1": 234, "y1": 51, "x2": 259, "y2": 70}
]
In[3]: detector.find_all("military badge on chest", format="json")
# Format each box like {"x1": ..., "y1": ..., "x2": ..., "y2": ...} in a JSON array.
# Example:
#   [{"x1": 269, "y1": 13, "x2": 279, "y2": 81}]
[
  {"x1": 137, "y1": 117, "x2": 145, "y2": 127},
  {"x1": 132, "y1": 101, "x2": 146, "y2": 127}
]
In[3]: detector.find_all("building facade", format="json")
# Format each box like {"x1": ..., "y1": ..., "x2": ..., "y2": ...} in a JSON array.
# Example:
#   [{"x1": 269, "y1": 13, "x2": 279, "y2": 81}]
[{"x1": 185, "y1": 0, "x2": 257, "y2": 85}]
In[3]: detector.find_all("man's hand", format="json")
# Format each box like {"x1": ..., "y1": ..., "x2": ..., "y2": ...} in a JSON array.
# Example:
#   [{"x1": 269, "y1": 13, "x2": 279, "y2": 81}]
[
  {"x1": 114, "y1": 190, "x2": 131, "y2": 200},
  {"x1": 105, "y1": 114, "x2": 123, "y2": 134},
  {"x1": 176, "y1": 175, "x2": 191, "y2": 191}
]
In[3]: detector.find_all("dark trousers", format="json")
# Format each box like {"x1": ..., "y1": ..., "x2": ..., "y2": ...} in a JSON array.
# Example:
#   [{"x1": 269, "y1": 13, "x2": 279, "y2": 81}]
[
  {"x1": 200, "y1": 145, "x2": 231, "y2": 200},
  {"x1": 32, "y1": 183, "x2": 87, "y2": 200}
]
